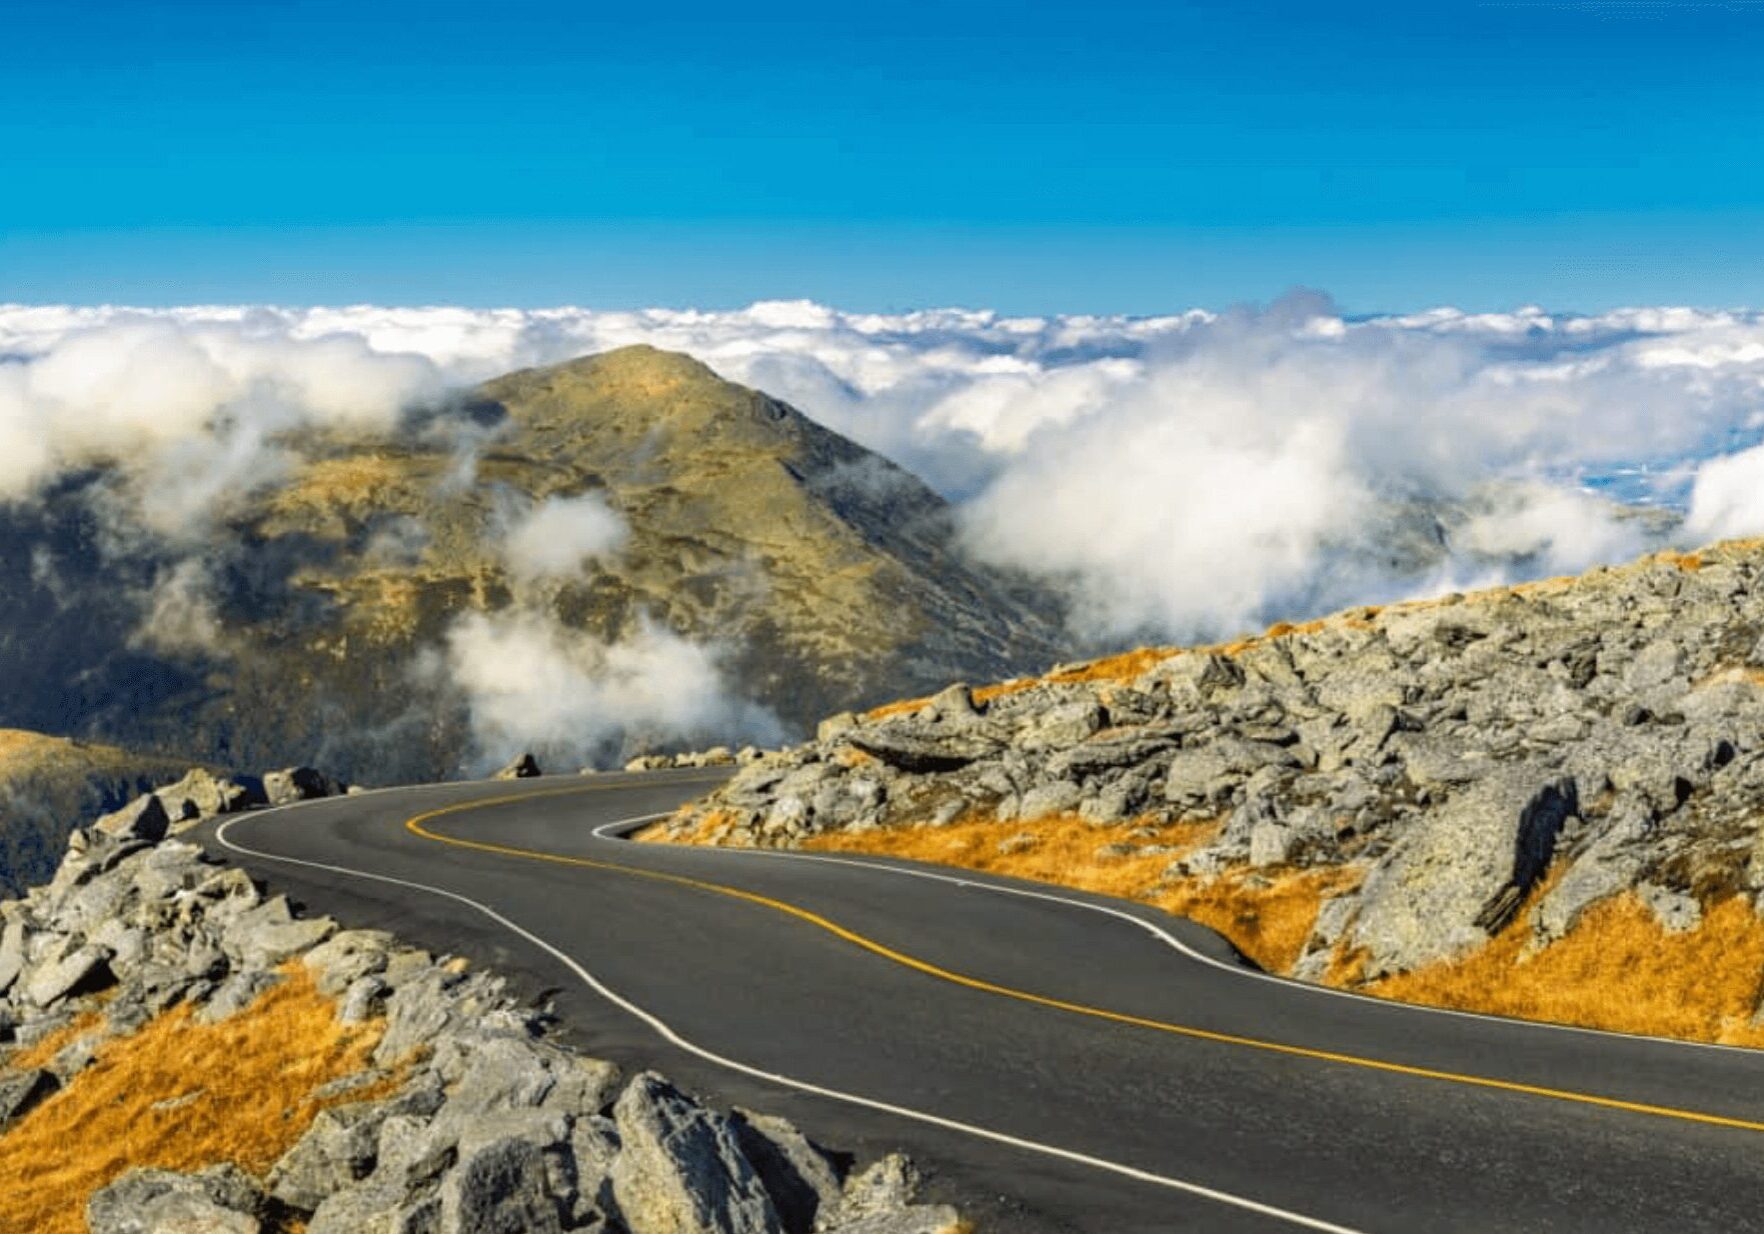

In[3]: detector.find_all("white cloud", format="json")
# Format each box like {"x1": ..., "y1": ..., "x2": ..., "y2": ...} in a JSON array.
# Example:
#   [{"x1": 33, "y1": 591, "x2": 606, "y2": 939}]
[
  {"x1": 437, "y1": 609, "x2": 781, "y2": 772},
  {"x1": 132, "y1": 559, "x2": 224, "y2": 657},
  {"x1": 1686, "y1": 443, "x2": 1764, "y2": 542},
  {"x1": 0, "y1": 314, "x2": 443, "y2": 531},
  {"x1": 13, "y1": 295, "x2": 1764, "y2": 646},
  {"x1": 502, "y1": 493, "x2": 628, "y2": 581}
]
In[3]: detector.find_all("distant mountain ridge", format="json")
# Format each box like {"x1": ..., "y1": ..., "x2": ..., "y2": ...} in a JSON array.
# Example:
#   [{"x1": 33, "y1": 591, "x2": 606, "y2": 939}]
[{"x1": 0, "y1": 345, "x2": 1069, "y2": 786}]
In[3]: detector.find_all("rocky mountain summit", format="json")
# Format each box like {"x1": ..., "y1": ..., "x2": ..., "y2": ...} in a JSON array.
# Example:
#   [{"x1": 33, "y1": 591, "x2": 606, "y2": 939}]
[
  {"x1": 0, "y1": 345, "x2": 1063, "y2": 785},
  {"x1": 0, "y1": 790, "x2": 964, "y2": 1233},
  {"x1": 668, "y1": 540, "x2": 1764, "y2": 999}
]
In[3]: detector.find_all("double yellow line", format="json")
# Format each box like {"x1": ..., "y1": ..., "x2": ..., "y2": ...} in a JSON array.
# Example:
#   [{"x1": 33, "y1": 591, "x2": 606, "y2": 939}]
[{"x1": 407, "y1": 781, "x2": 1764, "y2": 1137}]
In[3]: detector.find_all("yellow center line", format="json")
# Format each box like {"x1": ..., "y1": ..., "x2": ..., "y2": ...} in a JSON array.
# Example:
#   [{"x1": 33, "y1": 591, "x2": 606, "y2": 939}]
[{"x1": 407, "y1": 782, "x2": 1764, "y2": 1137}]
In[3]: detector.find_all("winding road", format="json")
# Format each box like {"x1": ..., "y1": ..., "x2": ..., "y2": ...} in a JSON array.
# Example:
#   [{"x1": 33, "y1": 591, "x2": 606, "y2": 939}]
[{"x1": 197, "y1": 771, "x2": 1764, "y2": 1233}]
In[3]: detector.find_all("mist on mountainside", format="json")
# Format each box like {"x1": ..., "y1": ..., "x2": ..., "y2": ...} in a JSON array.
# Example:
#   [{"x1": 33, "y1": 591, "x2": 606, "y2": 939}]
[{"x1": 4, "y1": 294, "x2": 1764, "y2": 780}]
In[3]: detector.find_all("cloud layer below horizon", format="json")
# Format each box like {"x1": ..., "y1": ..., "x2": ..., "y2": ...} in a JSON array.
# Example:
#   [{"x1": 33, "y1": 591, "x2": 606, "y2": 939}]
[{"x1": 8, "y1": 294, "x2": 1764, "y2": 655}]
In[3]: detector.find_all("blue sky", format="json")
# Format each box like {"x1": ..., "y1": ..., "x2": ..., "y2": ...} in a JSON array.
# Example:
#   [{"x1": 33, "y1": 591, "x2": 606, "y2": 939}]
[{"x1": 4, "y1": 0, "x2": 1763, "y2": 313}]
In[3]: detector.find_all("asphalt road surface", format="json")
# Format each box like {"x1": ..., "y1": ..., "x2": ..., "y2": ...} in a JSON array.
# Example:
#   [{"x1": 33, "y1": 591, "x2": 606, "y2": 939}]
[{"x1": 198, "y1": 771, "x2": 1764, "y2": 1233}]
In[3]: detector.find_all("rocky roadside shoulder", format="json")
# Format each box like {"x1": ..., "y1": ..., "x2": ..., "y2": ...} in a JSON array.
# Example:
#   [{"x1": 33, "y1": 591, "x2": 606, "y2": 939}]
[
  {"x1": 666, "y1": 540, "x2": 1764, "y2": 994},
  {"x1": 0, "y1": 788, "x2": 966, "y2": 1234}
]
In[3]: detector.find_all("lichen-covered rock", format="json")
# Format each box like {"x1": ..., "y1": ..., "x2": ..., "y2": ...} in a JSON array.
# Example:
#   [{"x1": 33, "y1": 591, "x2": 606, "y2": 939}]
[
  {"x1": 23, "y1": 942, "x2": 114, "y2": 1007},
  {"x1": 610, "y1": 1072, "x2": 783, "y2": 1234},
  {"x1": 1349, "y1": 772, "x2": 1577, "y2": 976},
  {"x1": 93, "y1": 793, "x2": 171, "y2": 845},
  {"x1": 264, "y1": 766, "x2": 344, "y2": 806},
  {"x1": 731, "y1": 1109, "x2": 843, "y2": 1234},
  {"x1": 494, "y1": 753, "x2": 543, "y2": 780},
  {"x1": 441, "y1": 1136, "x2": 566, "y2": 1234},
  {"x1": 0, "y1": 1067, "x2": 58, "y2": 1127},
  {"x1": 87, "y1": 1165, "x2": 267, "y2": 1234},
  {"x1": 156, "y1": 768, "x2": 267, "y2": 826}
]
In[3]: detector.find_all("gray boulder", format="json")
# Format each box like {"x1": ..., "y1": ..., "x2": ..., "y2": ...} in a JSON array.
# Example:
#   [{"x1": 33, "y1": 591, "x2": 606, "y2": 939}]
[
  {"x1": 609, "y1": 1072, "x2": 782, "y2": 1234},
  {"x1": 94, "y1": 793, "x2": 171, "y2": 845},
  {"x1": 495, "y1": 753, "x2": 543, "y2": 780},
  {"x1": 307, "y1": 1181, "x2": 440, "y2": 1234},
  {"x1": 0, "y1": 1068, "x2": 58, "y2": 1127},
  {"x1": 222, "y1": 895, "x2": 337, "y2": 968},
  {"x1": 1349, "y1": 772, "x2": 1577, "y2": 976},
  {"x1": 825, "y1": 1155, "x2": 920, "y2": 1224},
  {"x1": 1017, "y1": 698, "x2": 1105, "y2": 749},
  {"x1": 847, "y1": 726, "x2": 1002, "y2": 774},
  {"x1": 156, "y1": 768, "x2": 267, "y2": 824},
  {"x1": 824, "y1": 1210, "x2": 964, "y2": 1234},
  {"x1": 0, "y1": 916, "x2": 28, "y2": 995},
  {"x1": 87, "y1": 1165, "x2": 266, "y2": 1234},
  {"x1": 730, "y1": 1109, "x2": 842, "y2": 1234},
  {"x1": 264, "y1": 766, "x2": 343, "y2": 806},
  {"x1": 303, "y1": 929, "x2": 396, "y2": 996},
  {"x1": 1531, "y1": 797, "x2": 1652, "y2": 944},
  {"x1": 24, "y1": 942, "x2": 114, "y2": 1007},
  {"x1": 269, "y1": 1104, "x2": 387, "y2": 1210},
  {"x1": 1014, "y1": 780, "x2": 1083, "y2": 822},
  {"x1": 1639, "y1": 882, "x2": 1704, "y2": 933},
  {"x1": 440, "y1": 1136, "x2": 565, "y2": 1234}
]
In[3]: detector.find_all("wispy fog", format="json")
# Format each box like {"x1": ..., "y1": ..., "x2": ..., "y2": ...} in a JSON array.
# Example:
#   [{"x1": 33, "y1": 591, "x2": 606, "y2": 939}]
[{"x1": 7, "y1": 294, "x2": 1764, "y2": 744}]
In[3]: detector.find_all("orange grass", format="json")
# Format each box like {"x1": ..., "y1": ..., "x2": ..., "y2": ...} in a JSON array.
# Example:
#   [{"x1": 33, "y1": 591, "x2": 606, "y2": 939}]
[
  {"x1": 275, "y1": 455, "x2": 411, "y2": 508},
  {"x1": 1365, "y1": 893, "x2": 1764, "y2": 1046},
  {"x1": 0, "y1": 729, "x2": 60, "y2": 767},
  {"x1": 0, "y1": 730, "x2": 135, "y2": 779},
  {"x1": 0, "y1": 968, "x2": 389, "y2": 1234},
  {"x1": 801, "y1": 814, "x2": 1355, "y2": 974},
  {"x1": 641, "y1": 807, "x2": 738, "y2": 845},
  {"x1": 800, "y1": 815, "x2": 1764, "y2": 1045},
  {"x1": 1161, "y1": 868, "x2": 1362, "y2": 974}
]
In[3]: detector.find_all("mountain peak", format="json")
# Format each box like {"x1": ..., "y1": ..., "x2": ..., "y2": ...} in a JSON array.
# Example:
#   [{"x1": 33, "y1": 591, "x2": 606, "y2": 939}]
[
  {"x1": 0, "y1": 347, "x2": 1068, "y2": 783},
  {"x1": 478, "y1": 343, "x2": 803, "y2": 444}
]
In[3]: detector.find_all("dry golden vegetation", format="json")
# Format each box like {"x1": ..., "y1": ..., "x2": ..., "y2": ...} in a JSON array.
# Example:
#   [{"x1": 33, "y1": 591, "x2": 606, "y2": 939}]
[
  {"x1": 1363, "y1": 892, "x2": 1764, "y2": 1046},
  {"x1": 642, "y1": 808, "x2": 739, "y2": 846},
  {"x1": 303, "y1": 569, "x2": 434, "y2": 644},
  {"x1": 0, "y1": 730, "x2": 132, "y2": 780},
  {"x1": 273, "y1": 455, "x2": 414, "y2": 512},
  {"x1": 800, "y1": 814, "x2": 1357, "y2": 975},
  {"x1": 793, "y1": 818, "x2": 1764, "y2": 1047},
  {"x1": 0, "y1": 968, "x2": 390, "y2": 1234}
]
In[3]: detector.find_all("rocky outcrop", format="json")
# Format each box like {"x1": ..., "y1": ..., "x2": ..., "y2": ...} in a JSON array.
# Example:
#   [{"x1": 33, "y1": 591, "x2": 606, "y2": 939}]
[
  {"x1": 623, "y1": 747, "x2": 757, "y2": 773},
  {"x1": 2, "y1": 788, "x2": 963, "y2": 1233},
  {"x1": 0, "y1": 730, "x2": 196, "y2": 897},
  {"x1": 495, "y1": 753, "x2": 544, "y2": 780},
  {"x1": 669, "y1": 541, "x2": 1764, "y2": 983}
]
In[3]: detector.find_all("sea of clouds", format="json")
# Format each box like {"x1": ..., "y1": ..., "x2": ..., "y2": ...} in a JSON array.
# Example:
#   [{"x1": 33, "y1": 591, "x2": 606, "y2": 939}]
[{"x1": 7, "y1": 294, "x2": 1764, "y2": 760}]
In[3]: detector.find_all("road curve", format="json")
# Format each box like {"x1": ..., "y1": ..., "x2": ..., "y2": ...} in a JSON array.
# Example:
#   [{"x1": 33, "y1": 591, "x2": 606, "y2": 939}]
[{"x1": 197, "y1": 772, "x2": 1764, "y2": 1234}]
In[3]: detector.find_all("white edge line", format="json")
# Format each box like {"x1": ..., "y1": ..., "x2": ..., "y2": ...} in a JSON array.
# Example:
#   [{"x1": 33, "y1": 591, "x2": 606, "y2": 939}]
[
  {"x1": 214, "y1": 810, "x2": 1367, "y2": 1234},
  {"x1": 601, "y1": 817, "x2": 1764, "y2": 1059}
]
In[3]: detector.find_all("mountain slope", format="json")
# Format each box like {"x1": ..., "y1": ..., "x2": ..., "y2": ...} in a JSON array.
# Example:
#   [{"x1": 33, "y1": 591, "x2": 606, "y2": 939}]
[
  {"x1": 0, "y1": 346, "x2": 1066, "y2": 785},
  {"x1": 0, "y1": 730, "x2": 194, "y2": 895},
  {"x1": 663, "y1": 538, "x2": 1764, "y2": 1046}
]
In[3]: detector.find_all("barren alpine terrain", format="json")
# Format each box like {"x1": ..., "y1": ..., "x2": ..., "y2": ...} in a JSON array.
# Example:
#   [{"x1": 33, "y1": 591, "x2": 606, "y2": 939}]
[{"x1": 663, "y1": 538, "x2": 1764, "y2": 1045}]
